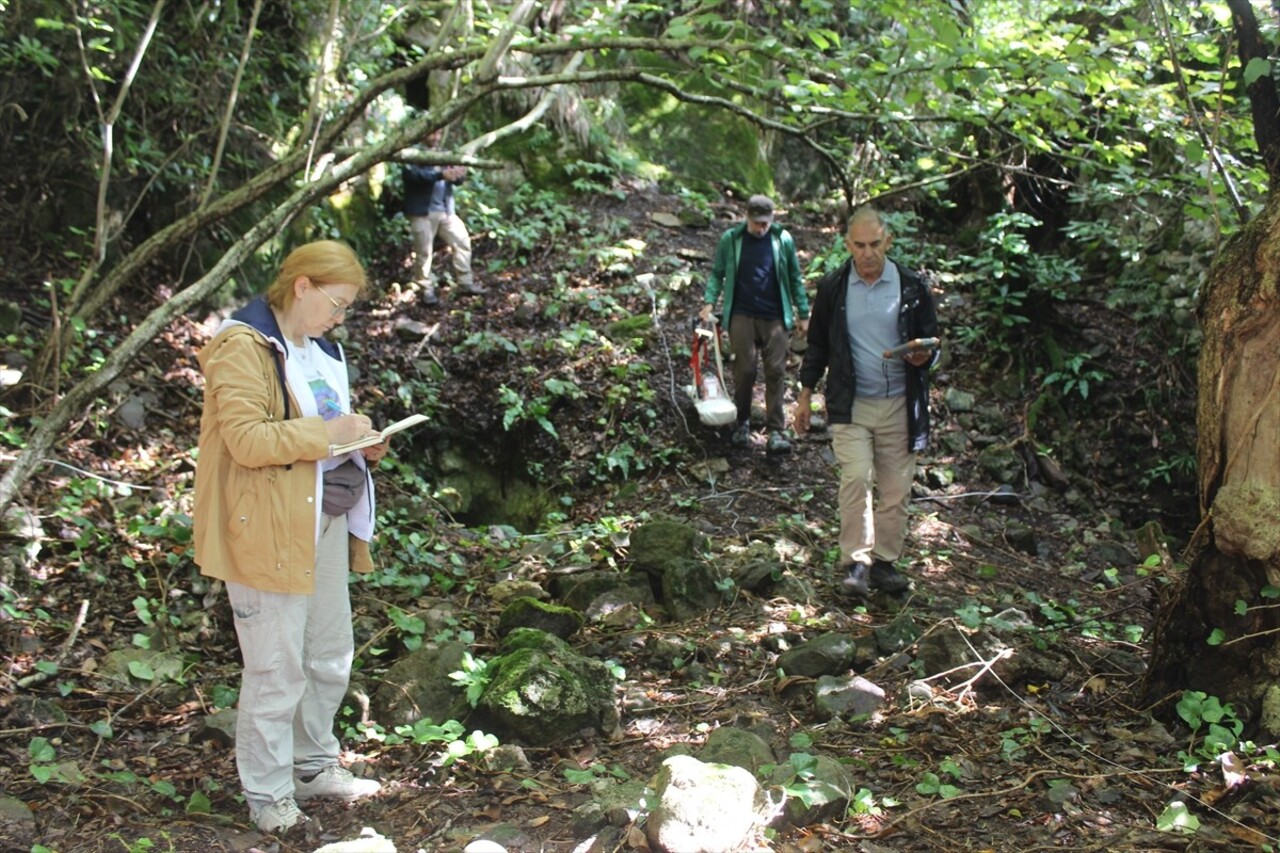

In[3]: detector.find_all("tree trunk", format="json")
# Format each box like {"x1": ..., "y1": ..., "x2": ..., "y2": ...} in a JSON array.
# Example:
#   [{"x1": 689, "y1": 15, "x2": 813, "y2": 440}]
[{"x1": 1145, "y1": 193, "x2": 1280, "y2": 734}]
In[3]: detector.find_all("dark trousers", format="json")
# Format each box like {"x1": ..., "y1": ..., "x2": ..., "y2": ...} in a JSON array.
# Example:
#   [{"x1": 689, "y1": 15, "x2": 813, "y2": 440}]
[{"x1": 728, "y1": 314, "x2": 790, "y2": 433}]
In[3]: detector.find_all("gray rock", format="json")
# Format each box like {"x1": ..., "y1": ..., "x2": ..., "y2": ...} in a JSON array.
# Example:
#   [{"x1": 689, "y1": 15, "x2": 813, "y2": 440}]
[
  {"x1": 698, "y1": 727, "x2": 775, "y2": 773},
  {"x1": 552, "y1": 570, "x2": 653, "y2": 613},
  {"x1": 776, "y1": 632, "x2": 861, "y2": 678},
  {"x1": 978, "y1": 445, "x2": 1023, "y2": 484},
  {"x1": 768, "y1": 753, "x2": 854, "y2": 827},
  {"x1": 488, "y1": 579, "x2": 547, "y2": 604},
  {"x1": 393, "y1": 317, "x2": 433, "y2": 340},
  {"x1": 662, "y1": 558, "x2": 729, "y2": 621},
  {"x1": 814, "y1": 674, "x2": 886, "y2": 721},
  {"x1": 372, "y1": 640, "x2": 470, "y2": 728},
  {"x1": 943, "y1": 387, "x2": 976, "y2": 412},
  {"x1": 873, "y1": 613, "x2": 922, "y2": 654},
  {"x1": 630, "y1": 519, "x2": 705, "y2": 571}
]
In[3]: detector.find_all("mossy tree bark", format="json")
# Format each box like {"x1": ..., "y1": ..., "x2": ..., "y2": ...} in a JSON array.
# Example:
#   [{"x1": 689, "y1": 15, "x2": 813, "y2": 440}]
[{"x1": 1144, "y1": 192, "x2": 1280, "y2": 733}]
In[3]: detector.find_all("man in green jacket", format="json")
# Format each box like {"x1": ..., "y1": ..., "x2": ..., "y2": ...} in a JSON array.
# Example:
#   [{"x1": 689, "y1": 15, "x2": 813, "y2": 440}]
[{"x1": 700, "y1": 195, "x2": 810, "y2": 454}]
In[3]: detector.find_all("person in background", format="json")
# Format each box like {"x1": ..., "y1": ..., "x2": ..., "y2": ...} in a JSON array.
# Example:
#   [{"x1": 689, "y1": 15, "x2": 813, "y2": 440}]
[
  {"x1": 699, "y1": 194, "x2": 810, "y2": 455},
  {"x1": 795, "y1": 207, "x2": 940, "y2": 597},
  {"x1": 193, "y1": 240, "x2": 386, "y2": 834},
  {"x1": 403, "y1": 128, "x2": 485, "y2": 305}
]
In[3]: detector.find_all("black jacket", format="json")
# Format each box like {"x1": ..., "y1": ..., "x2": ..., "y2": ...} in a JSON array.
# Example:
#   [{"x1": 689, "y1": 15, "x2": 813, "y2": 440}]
[
  {"x1": 799, "y1": 260, "x2": 939, "y2": 452},
  {"x1": 402, "y1": 165, "x2": 460, "y2": 217}
]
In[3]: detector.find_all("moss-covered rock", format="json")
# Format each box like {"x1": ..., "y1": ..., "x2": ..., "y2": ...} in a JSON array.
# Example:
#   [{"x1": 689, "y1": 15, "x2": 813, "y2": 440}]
[
  {"x1": 475, "y1": 628, "x2": 618, "y2": 744},
  {"x1": 630, "y1": 519, "x2": 704, "y2": 571},
  {"x1": 497, "y1": 596, "x2": 584, "y2": 639}
]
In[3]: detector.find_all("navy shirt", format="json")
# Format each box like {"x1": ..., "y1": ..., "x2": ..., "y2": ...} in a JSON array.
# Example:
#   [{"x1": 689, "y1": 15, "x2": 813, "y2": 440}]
[{"x1": 731, "y1": 231, "x2": 783, "y2": 320}]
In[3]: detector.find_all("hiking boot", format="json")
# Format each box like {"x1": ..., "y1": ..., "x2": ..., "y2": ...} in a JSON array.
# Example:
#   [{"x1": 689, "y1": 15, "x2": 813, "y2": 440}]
[
  {"x1": 460, "y1": 281, "x2": 488, "y2": 295},
  {"x1": 730, "y1": 421, "x2": 751, "y2": 447},
  {"x1": 251, "y1": 797, "x2": 309, "y2": 834},
  {"x1": 294, "y1": 766, "x2": 382, "y2": 802},
  {"x1": 421, "y1": 285, "x2": 440, "y2": 306},
  {"x1": 766, "y1": 432, "x2": 793, "y2": 455},
  {"x1": 869, "y1": 559, "x2": 911, "y2": 594},
  {"x1": 838, "y1": 562, "x2": 871, "y2": 597}
]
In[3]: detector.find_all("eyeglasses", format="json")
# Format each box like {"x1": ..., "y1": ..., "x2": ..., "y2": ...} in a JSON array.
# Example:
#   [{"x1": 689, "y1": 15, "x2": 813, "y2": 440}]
[{"x1": 314, "y1": 285, "x2": 354, "y2": 319}]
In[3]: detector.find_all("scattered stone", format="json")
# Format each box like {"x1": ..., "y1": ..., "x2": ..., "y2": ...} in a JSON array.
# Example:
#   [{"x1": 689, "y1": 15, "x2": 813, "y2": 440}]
[
  {"x1": 698, "y1": 727, "x2": 775, "y2": 773},
  {"x1": 649, "y1": 211, "x2": 683, "y2": 228},
  {"x1": 768, "y1": 752, "x2": 854, "y2": 827},
  {"x1": 987, "y1": 484, "x2": 1021, "y2": 506},
  {"x1": 0, "y1": 795, "x2": 35, "y2": 849},
  {"x1": 488, "y1": 579, "x2": 547, "y2": 604},
  {"x1": 393, "y1": 317, "x2": 433, "y2": 340},
  {"x1": 661, "y1": 558, "x2": 729, "y2": 621},
  {"x1": 313, "y1": 827, "x2": 397, "y2": 852},
  {"x1": 630, "y1": 519, "x2": 705, "y2": 571},
  {"x1": 197, "y1": 707, "x2": 237, "y2": 746},
  {"x1": 776, "y1": 632, "x2": 863, "y2": 678},
  {"x1": 978, "y1": 444, "x2": 1023, "y2": 484},
  {"x1": 814, "y1": 674, "x2": 886, "y2": 721},
  {"x1": 371, "y1": 640, "x2": 470, "y2": 728},
  {"x1": 1035, "y1": 453, "x2": 1070, "y2": 489},
  {"x1": 873, "y1": 613, "x2": 922, "y2": 653},
  {"x1": 553, "y1": 570, "x2": 654, "y2": 613},
  {"x1": 99, "y1": 648, "x2": 186, "y2": 688},
  {"x1": 943, "y1": 387, "x2": 976, "y2": 412},
  {"x1": 1004, "y1": 520, "x2": 1038, "y2": 554}
]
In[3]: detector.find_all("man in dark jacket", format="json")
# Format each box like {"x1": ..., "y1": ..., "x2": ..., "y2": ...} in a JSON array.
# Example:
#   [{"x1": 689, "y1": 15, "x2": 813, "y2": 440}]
[
  {"x1": 796, "y1": 207, "x2": 940, "y2": 596},
  {"x1": 699, "y1": 195, "x2": 810, "y2": 455},
  {"x1": 403, "y1": 129, "x2": 485, "y2": 305}
]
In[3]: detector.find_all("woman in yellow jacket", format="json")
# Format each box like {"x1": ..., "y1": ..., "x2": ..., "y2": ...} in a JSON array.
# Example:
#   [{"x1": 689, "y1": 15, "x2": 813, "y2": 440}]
[{"x1": 193, "y1": 241, "x2": 386, "y2": 834}]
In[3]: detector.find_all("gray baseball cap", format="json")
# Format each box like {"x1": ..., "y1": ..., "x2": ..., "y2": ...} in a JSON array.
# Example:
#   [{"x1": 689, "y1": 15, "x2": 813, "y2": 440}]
[{"x1": 746, "y1": 194, "x2": 775, "y2": 222}]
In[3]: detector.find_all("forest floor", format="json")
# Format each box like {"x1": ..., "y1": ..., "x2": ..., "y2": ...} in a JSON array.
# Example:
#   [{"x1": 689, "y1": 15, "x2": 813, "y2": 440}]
[{"x1": 2, "y1": 186, "x2": 1275, "y2": 853}]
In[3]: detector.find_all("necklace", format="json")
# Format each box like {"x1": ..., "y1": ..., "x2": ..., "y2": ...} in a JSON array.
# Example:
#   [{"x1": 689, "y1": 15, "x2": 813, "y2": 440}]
[{"x1": 286, "y1": 336, "x2": 315, "y2": 368}]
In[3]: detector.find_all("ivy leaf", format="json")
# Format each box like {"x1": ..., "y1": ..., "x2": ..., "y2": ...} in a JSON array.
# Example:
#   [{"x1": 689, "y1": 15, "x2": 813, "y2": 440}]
[
  {"x1": 1156, "y1": 800, "x2": 1200, "y2": 834},
  {"x1": 1244, "y1": 57, "x2": 1271, "y2": 86},
  {"x1": 128, "y1": 660, "x2": 155, "y2": 681}
]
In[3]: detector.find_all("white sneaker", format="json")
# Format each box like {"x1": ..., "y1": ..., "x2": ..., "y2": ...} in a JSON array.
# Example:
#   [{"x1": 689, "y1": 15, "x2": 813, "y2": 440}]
[
  {"x1": 294, "y1": 765, "x2": 381, "y2": 802},
  {"x1": 251, "y1": 796, "x2": 308, "y2": 833}
]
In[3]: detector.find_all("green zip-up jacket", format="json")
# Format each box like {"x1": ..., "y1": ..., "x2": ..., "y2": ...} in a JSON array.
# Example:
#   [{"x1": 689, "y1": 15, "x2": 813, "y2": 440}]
[{"x1": 703, "y1": 222, "x2": 809, "y2": 329}]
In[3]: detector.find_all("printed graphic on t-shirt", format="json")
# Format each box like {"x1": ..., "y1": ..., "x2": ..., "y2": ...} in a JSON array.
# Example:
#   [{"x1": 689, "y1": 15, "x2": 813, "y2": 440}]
[{"x1": 309, "y1": 379, "x2": 342, "y2": 420}]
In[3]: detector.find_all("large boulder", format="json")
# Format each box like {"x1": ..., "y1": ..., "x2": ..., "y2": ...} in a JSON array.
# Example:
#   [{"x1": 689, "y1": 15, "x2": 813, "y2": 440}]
[
  {"x1": 474, "y1": 629, "x2": 618, "y2": 745},
  {"x1": 645, "y1": 755, "x2": 767, "y2": 853}
]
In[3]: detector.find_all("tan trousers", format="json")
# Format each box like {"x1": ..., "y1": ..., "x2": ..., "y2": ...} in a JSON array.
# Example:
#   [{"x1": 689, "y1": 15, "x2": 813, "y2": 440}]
[
  {"x1": 831, "y1": 396, "x2": 915, "y2": 566},
  {"x1": 410, "y1": 211, "x2": 473, "y2": 288}
]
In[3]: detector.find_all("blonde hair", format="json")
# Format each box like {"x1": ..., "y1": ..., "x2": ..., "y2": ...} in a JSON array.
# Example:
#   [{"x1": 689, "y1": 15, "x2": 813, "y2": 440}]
[{"x1": 265, "y1": 240, "x2": 368, "y2": 309}]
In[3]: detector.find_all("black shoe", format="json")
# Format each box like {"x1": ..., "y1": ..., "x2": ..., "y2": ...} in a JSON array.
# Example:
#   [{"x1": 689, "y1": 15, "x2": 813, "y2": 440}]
[
  {"x1": 766, "y1": 432, "x2": 793, "y2": 455},
  {"x1": 730, "y1": 421, "x2": 751, "y2": 447},
  {"x1": 421, "y1": 286, "x2": 440, "y2": 306},
  {"x1": 838, "y1": 563, "x2": 870, "y2": 596},
  {"x1": 869, "y1": 560, "x2": 910, "y2": 594}
]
